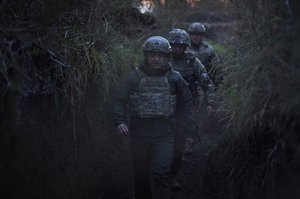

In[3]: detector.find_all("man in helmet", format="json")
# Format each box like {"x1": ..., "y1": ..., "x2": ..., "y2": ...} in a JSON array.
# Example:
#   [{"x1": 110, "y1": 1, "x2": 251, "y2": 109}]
[
  {"x1": 114, "y1": 36, "x2": 196, "y2": 199},
  {"x1": 188, "y1": 23, "x2": 223, "y2": 150},
  {"x1": 187, "y1": 22, "x2": 222, "y2": 87},
  {"x1": 167, "y1": 28, "x2": 215, "y2": 190}
]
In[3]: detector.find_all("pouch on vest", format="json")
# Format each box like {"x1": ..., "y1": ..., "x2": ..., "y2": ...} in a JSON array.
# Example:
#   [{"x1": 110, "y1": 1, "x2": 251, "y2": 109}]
[{"x1": 129, "y1": 71, "x2": 177, "y2": 118}]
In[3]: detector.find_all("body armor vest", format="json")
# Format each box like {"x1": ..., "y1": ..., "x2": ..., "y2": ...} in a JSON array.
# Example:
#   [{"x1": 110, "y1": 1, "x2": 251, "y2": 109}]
[
  {"x1": 129, "y1": 69, "x2": 177, "y2": 118},
  {"x1": 172, "y1": 59, "x2": 198, "y2": 97},
  {"x1": 173, "y1": 59, "x2": 195, "y2": 81}
]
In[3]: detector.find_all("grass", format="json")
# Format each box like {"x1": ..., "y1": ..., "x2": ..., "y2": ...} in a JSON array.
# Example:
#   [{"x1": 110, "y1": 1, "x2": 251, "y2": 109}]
[
  {"x1": 2, "y1": 0, "x2": 299, "y2": 198},
  {"x1": 200, "y1": 1, "x2": 300, "y2": 198},
  {"x1": 0, "y1": 1, "x2": 145, "y2": 198}
]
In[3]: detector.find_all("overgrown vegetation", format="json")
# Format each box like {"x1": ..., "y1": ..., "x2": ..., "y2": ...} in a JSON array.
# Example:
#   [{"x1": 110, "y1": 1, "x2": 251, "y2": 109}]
[
  {"x1": 201, "y1": 0, "x2": 300, "y2": 198},
  {"x1": 0, "y1": 0, "x2": 156, "y2": 198},
  {"x1": 2, "y1": 0, "x2": 299, "y2": 198}
]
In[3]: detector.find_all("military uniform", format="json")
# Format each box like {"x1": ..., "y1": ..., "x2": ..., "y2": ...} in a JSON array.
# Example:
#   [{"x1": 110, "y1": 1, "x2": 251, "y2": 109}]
[
  {"x1": 114, "y1": 36, "x2": 195, "y2": 199},
  {"x1": 187, "y1": 23, "x2": 223, "y2": 156},
  {"x1": 172, "y1": 54, "x2": 215, "y2": 105},
  {"x1": 188, "y1": 41, "x2": 223, "y2": 87},
  {"x1": 170, "y1": 52, "x2": 215, "y2": 178},
  {"x1": 114, "y1": 61, "x2": 195, "y2": 138},
  {"x1": 187, "y1": 22, "x2": 223, "y2": 87},
  {"x1": 167, "y1": 29, "x2": 215, "y2": 186},
  {"x1": 188, "y1": 40, "x2": 215, "y2": 69}
]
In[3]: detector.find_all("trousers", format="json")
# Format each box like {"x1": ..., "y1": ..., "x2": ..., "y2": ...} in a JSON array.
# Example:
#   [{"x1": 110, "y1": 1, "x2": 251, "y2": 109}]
[{"x1": 131, "y1": 136, "x2": 174, "y2": 199}]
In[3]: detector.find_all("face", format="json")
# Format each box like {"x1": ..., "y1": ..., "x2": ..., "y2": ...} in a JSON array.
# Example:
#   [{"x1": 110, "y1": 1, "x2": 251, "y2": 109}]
[
  {"x1": 146, "y1": 52, "x2": 168, "y2": 69},
  {"x1": 171, "y1": 44, "x2": 186, "y2": 57},
  {"x1": 190, "y1": 33, "x2": 204, "y2": 45}
]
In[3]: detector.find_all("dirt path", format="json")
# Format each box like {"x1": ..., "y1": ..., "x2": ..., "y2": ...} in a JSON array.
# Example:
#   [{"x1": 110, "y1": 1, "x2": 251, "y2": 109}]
[
  {"x1": 171, "y1": 18, "x2": 234, "y2": 199},
  {"x1": 172, "y1": 118, "x2": 224, "y2": 199},
  {"x1": 123, "y1": 16, "x2": 235, "y2": 199}
]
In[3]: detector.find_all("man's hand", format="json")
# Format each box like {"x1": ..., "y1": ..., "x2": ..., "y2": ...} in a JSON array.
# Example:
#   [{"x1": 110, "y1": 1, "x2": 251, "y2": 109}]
[
  {"x1": 206, "y1": 105, "x2": 213, "y2": 116},
  {"x1": 116, "y1": 123, "x2": 129, "y2": 136}
]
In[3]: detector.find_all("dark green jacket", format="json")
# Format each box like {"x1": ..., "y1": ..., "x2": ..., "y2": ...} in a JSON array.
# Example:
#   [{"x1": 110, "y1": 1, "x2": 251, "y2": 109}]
[{"x1": 113, "y1": 61, "x2": 196, "y2": 137}]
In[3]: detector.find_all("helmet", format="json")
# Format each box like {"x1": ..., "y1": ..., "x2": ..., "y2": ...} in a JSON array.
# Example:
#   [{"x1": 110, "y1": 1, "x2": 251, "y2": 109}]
[
  {"x1": 143, "y1": 36, "x2": 171, "y2": 54},
  {"x1": 188, "y1": 22, "x2": 206, "y2": 34},
  {"x1": 168, "y1": 28, "x2": 190, "y2": 47}
]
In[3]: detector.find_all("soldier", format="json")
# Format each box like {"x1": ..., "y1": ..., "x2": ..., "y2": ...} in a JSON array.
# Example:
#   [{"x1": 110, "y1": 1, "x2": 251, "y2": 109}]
[
  {"x1": 167, "y1": 28, "x2": 215, "y2": 190},
  {"x1": 113, "y1": 36, "x2": 196, "y2": 199},
  {"x1": 188, "y1": 23, "x2": 223, "y2": 148},
  {"x1": 187, "y1": 22, "x2": 222, "y2": 87}
]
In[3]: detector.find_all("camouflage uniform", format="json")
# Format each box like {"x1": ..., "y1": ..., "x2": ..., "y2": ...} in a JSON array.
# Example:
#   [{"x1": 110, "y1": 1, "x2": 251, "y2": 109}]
[
  {"x1": 188, "y1": 23, "x2": 223, "y2": 157},
  {"x1": 188, "y1": 22, "x2": 223, "y2": 87},
  {"x1": 167, "y1": 29, "x2": 215, "y2": 186},
  {"x1": 188, "y1": 40, "x2": 215, "y2": 70},
  {"x1": 171, "y1": 52, "x2": 215, "y2": 106},
  {"x1": 114, "y1": 36, "x2": 196, "y2": 199}
]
